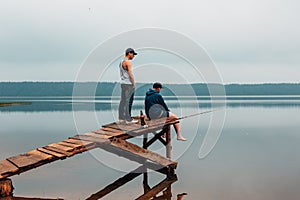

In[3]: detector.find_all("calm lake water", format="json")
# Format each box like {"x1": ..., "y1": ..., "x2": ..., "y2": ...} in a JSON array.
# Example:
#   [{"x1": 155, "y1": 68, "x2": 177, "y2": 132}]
[{"x1": 1, "y1": 96, "x2": 300, "y2": 199}]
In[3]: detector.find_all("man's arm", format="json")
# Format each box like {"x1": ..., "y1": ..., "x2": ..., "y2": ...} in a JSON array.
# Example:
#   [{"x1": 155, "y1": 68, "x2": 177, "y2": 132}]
[
  {"x1": 158, "y1": 95, "x2": 170, "y2": 111},
  {"x1": 125, "y1": 60, "x2": 135, "y2": 88}
]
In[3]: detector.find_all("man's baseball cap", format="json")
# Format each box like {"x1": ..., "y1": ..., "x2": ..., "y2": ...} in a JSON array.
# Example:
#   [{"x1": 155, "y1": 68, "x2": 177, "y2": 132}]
[
  {"x1": 125, "y1": 48, "x2": 137, "y2": 55},
  {"x1": 153, "y1": 82, "x2": 163, "y2": 89}
]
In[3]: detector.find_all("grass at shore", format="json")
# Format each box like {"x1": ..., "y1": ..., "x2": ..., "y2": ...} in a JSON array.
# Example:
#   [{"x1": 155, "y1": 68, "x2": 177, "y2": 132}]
[{"x1": 0, "y1": 102, "x2": 32, "y2": 107}]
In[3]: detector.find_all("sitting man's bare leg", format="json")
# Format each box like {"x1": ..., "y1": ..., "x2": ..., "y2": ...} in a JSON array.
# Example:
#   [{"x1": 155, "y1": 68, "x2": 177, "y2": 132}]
[{"x1": 168, "y1": 112, "x2": 187, "y2": 141}]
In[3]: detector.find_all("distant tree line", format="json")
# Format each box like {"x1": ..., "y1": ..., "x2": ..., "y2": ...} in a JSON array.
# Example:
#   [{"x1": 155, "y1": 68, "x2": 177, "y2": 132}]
[{"x1": 0, "y1": 82, "x2": 299, "y2": 96}]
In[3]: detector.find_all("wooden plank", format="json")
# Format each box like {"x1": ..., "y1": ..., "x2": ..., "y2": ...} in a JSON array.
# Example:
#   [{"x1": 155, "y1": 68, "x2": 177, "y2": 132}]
[
  {"x1": 43, "y1": 146, "x2": 72, "y2": 157},
  {"x1": 56, "y1": 141, "x2": 83, "y2": 149},
  {"x1": 92, "y1": 129, "x2": 126, "y2": 137},
  {"x1": 101, "y1": 121, "x2": 117, "y2": 127},
  {"x1": 116, "y1": 118, "x2": 169, "y2": 137},
  {"x1": 101, "y1": 127, "x2": 127, "y2": 133},
  {"x1": 7, "y1": 150, "x2": 54, "y2": 169},
  {"x1": 0, "y1": 160, "x2": 19, "y2": 177},
  {"x1": 63, "y1": 138, "x2": 95, "y2": 147},
  {"x1": 45, "y1": 144, "x2": 92, "y2": 157},
  {"x1": 126, "y1": 118, "x2": 178, "y2": 137},
  {"x1": 104, "y1": 123, "x2": 141, "y2": 132},
  {"x1": 129, "y1": 125, "x2": 164, "y2": 136},
  {"x1": 92, "y1": 129, "x2": 116, "y2": 134},
  {"x1": 132, "y1": 118, "x2": 179, "y2": 134},
  {"x1": 103, "y1": 124, "x2": 166, "y2": 139},
  {"x1": 100, "y1": 138, "x2": 177, "y2": 167},
  {"x1": 37, "y1": 147, "x2": 67, "y2": 159},
  {"x1": 84, "y1": 132, "x2": 112, "y2": 139},
  {"x1": 48, "y1": 143, "x2": 74, "y2": 152},
  {"x1": 84, "y1": 132, "x2": 110, "y2": 139},
  {"x1": 102, "y1": 123, "x2": 123, "y2": 130},
  {"x1": 102, "y1": 120, "x2": 141, "y2": 128},
  {"x1": 70, "y1": 135, "x2": 111, "y2": 144},
  {"x1": 20, "y1": 150, "x2": 52, "y2": 160},
  {"x1": 93, "y1": 131, "x2": 125, "y2": 137},
  {"x1": 135, "y1": 176, "x2": 178, "y2": 200}
]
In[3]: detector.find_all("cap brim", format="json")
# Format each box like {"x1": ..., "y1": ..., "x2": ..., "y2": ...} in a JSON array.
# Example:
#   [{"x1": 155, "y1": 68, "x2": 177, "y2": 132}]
[{"x1": 133, "y1": 52, "x2": 137, "y2": 55}]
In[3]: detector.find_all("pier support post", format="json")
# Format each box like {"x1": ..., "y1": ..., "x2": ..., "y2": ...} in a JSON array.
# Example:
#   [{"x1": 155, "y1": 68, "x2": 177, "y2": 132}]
[
  {"x1": 143, "y1": 133, "x2": 148, "y2": 149},
  {"x1": 165, "y1": 185, "x2": 172, "y2": 200},
  {"x1": 165, "y1": 125, "x2": 175, "y2": 179},
  {"x1": 0, "y1": 178, "x2": 13, "y2": 197},
  {"x1": 143, "y1": 171, "x2": 151, "y2": 194},
  {"x1": 166, "y1": 125, "x2": 172, "y2": 159}
]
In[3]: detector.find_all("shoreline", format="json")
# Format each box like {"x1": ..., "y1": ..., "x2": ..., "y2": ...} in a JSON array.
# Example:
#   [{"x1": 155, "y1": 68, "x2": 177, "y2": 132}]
[{"x1": 0, "y1": 102, "x2": 32, "y2": 107}]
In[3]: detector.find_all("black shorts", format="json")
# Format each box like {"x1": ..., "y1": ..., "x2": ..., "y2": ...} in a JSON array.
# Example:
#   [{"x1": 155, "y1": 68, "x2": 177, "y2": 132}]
[
  {"x1": 151, "y1": 110, "x2": 169, "y2": 119},
  {"x1": 162, "y1": 110, "x2": 169, "y2": 118}
]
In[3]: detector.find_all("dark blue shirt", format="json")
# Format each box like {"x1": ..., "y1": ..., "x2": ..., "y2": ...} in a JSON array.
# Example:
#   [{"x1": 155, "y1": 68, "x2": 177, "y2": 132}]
[{"x1": 144, "y1": 89, "x2": 169, "y2": 119}]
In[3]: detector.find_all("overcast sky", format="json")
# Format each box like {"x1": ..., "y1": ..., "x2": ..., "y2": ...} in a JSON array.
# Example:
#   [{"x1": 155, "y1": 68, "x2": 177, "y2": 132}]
[{"x1": 0, "y1": 0, "x2": 299, "y2": 83}]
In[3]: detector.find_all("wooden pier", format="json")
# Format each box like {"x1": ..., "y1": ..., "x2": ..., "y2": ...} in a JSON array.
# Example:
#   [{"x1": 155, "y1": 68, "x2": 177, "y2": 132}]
[{"x1": 0, "y1": 117, "x2": 179, "y2": 198}]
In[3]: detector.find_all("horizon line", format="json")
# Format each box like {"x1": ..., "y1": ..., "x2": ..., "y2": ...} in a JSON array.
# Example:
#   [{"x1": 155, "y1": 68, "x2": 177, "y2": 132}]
[{"x1": 0, "y1": 81, "x2": 300, "y2": 85}]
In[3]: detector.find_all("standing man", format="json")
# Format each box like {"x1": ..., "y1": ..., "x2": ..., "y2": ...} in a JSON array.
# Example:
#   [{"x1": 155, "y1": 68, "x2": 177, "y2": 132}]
[
  {"x1": 145, "y1": 82, "x2": 187, "y2": 141},
  {"x1": 118, "y1": 48, "x2": 138, "y2": 124}
]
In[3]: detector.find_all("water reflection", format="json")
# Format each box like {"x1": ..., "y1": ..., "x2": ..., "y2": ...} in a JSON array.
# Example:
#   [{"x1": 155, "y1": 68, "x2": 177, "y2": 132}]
[
  {"x1": 9, "y1": 166, "x2": 185, "y2": 200},
  {"x1": 86, "y1": 166, "x2": 183, "y2": 200}
]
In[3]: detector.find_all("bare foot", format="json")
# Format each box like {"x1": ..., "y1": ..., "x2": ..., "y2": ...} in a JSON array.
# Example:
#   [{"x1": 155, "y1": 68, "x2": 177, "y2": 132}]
[{"x1": 177, "y1": 136, "x2": 187, "y2": 141}]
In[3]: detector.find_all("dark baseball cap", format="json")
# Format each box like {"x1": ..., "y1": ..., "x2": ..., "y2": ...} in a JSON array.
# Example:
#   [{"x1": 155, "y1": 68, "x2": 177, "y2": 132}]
[
  {"x1": 153, "y1": 82, "x2": 163, "y2": 89},
  {"x1": 125, "y1": 48, "x2": 137, "y2": 55}
]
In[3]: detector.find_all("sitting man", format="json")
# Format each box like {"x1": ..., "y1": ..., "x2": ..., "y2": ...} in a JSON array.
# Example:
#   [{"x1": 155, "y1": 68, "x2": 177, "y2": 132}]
[{"x1": 144, "y1": 82, "x2": 186, "y2": 141}]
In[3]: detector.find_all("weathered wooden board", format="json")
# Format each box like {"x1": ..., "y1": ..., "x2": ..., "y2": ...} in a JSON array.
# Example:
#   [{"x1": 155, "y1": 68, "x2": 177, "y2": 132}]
[
  {"x1": 100, "y1": 138, "x2": 177, "y2": 167},
  {"x1": 101, "y1": 127, "x2": 127, "y2": 133},
  {"x1": 92, "y1": 130, "x2": 126, "y2": 137},
  {"x1": 92, "y1": 129, "x2": 126, "y2": 137},
  {"x1": 7, "y1": 150, "x2": 54, "y2": 169},
  {"x1": 37, "y1": 147, "x2": 67, "y2": 159},
  {"x1": 84, "y1": 132, "x2": 110, "y2": 139},
  {"x1": 48, "y1": 143, "x2": 74, "y2": 152},
  {"x1": 56, "y1": 141, "x2": 83, "y2": 149},
  {"x1": 70, "y1": 135, "x2": 111, "y2": 144},
  {"x1": 0, "y1": 160, "x2": 19, "y2": 178},
  {"x1": 84, "y1": 132, "x2": 112, "y2": 139},
  {"x1": 93, "y1": 129, "x2": 119, "y2": 134},
  {"x1": 101, "y1": 121, "x2": 116, "y2": 127},
  {"x1": 129, "y1": 119, "x2": 178, "y2": 136},
  {"x1": 63, "y1": 138, "x2": 95, "y2": 147},
  {"x1": 43, "y1": 146, "x2": 72, "y2": 157},
  {"x1": 103, "y1": 123, "x2": 141, "y2": 132},
  {"x1": 129, "y1": 125, "x2": 165, "y2": 136}
]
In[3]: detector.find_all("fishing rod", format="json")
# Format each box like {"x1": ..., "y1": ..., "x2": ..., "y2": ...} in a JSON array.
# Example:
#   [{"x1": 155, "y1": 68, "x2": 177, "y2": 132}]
[
  {"x1": 125, "y1": 109, "x2": 221, "y2": 134},
  {"x1": 176, "y1": 109, "x2": 221, "y2": 120}
]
